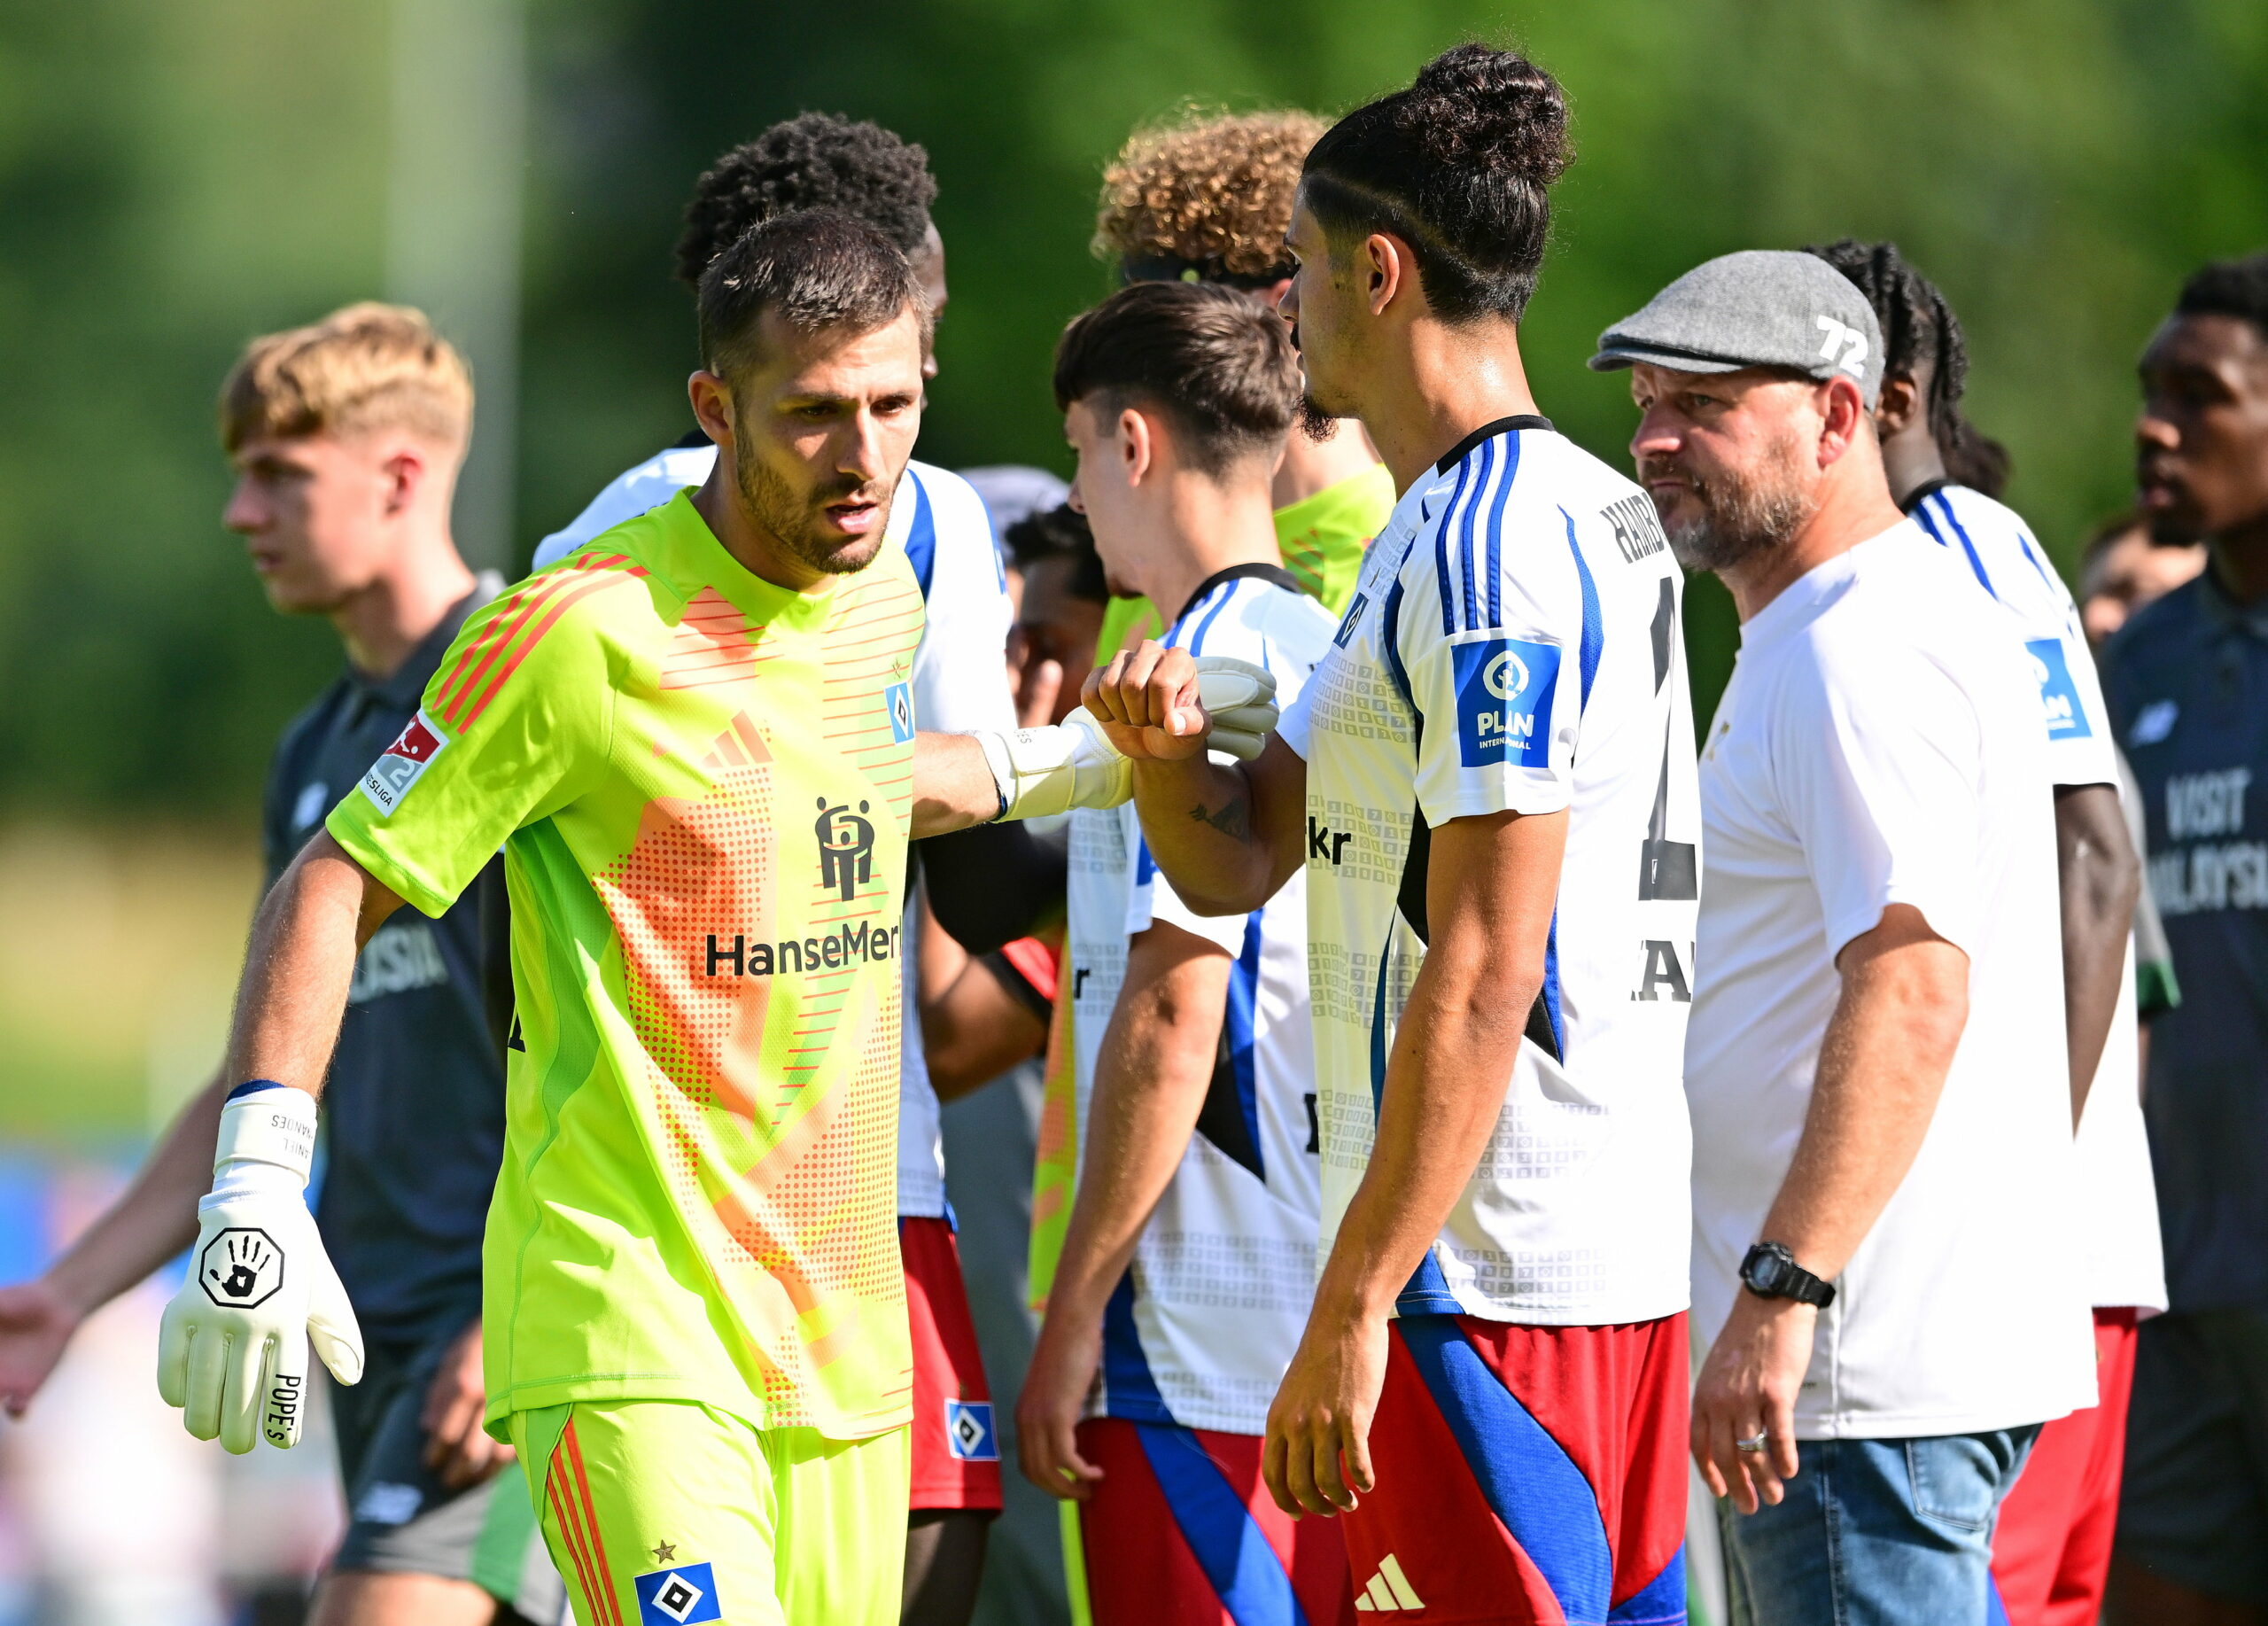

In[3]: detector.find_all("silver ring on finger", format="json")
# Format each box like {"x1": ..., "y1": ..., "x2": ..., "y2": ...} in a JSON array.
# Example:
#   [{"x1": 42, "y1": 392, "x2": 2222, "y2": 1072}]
[{"x1": 1735, "y1": 1433, "x2": 1770, "y2": 1453}]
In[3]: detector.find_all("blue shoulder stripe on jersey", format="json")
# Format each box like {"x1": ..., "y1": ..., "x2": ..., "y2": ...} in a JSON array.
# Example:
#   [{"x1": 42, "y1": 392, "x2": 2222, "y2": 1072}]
[
  {"x1": 1564, "y1": 510, "x2": 1603, "y2": 711},
  {"x1": 1223, "y1": 914, "x2": 1267, "y2": 1182},
  {"x1": 1459, "y1": 439, "x2": 1493, "y2": 633},
  {"x1": 1099, "y1": 1273, "x2": 1174, "y2": 1422},
  {"x1": 1134, "y1": 1422, "x2": 1312, "y2": 1626},
  {"x1": 1611, "y1": 1547, "x2": 1689, "y2": 1622},
  {"x1": 1164, "y1": 580, "x2": 1231, "y2": 652},
  {"x1": 1484, "y1": 433, "x2": 1520, "y2": 626},
  {"x1": 1918, "y1": 492, "x2": 1995, "y2": 599},
  {"x1": 1135, "y1": 835, "x2": 1157, "y2": 889},
  {"x1": 1398, "y1": 1315, "x2": 1612, "y2": 1621},
  {"x1": 905, "y1": 471, "x2": 938, "y2": 600},
  {"x1": 1435, "y1": 455, "x2": 1478, "y2": 634},
  {"x1": 1190, "y1": 581, "x2": 1239, "y2": 656}
]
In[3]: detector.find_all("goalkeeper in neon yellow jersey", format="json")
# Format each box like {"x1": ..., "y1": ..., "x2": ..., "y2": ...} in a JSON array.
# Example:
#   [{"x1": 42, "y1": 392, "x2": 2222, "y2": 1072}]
[{"x1": 151, "y1": 208, "x2": 1278, "y2": 1626}]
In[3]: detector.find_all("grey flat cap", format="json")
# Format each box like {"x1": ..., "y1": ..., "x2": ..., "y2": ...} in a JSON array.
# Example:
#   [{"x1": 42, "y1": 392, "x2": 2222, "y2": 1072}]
[{"x1": 1589, "y1": 250, "x2": 1885, "y2": 406}]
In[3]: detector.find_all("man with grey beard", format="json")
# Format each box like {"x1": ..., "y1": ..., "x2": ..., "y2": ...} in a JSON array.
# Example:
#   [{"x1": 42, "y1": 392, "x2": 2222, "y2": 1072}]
[{"x1": 1594, "y1": 252, "x2": 2094, "y2": 1625}]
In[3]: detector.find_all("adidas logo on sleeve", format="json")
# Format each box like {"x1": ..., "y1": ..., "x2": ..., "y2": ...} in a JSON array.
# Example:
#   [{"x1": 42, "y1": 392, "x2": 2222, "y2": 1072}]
[{"x1": 1355, "y1": 1553, "x2": 1426, "y2": 1612}]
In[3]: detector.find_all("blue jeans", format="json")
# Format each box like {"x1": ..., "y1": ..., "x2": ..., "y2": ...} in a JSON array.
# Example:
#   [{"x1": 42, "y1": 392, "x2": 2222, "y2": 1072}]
[{"x1": 1720, "y1": 1428, "x2": 2039, "y2": 1625}]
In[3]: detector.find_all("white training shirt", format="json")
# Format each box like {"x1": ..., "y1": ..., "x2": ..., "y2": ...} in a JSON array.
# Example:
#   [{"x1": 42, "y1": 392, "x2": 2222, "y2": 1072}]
[
  {"x1": 539, "y1": 444, "x2": 1015, "y2": 1219},
  {"x1": 1907, "y1": 481, "x2": 2165, "y2": 1314},
  {"x1": 1068, "y1": 567, "x2": 1337, "y2": 1434},
  {"x1": 1686, "y1": 522, "x2": 2097, "y2": 1439},
  {"x1": 1278, "y1": 418, "x2": 1700, "y2": 1326}
]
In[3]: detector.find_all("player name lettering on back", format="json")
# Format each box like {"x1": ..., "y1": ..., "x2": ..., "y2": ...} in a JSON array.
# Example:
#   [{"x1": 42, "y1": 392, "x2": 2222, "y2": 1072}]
[
  {"x1": 703, "y1": 922, "x2": 900, "y2": 978},
  {"x1": 1602, "y1": 493, "x2": 1669, "y2": 564}
]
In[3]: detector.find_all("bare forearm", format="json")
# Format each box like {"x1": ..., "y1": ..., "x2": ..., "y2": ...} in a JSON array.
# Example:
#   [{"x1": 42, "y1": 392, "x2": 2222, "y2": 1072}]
[
  {"x1": 911, "y1": 732, "x2": 999, "y2": 838},
  {"x1": 2055, "y1": 783, "x2": 2141, "y2": 1121},
  {"x1": 225, "y1": 834, "x2": 397, "y2": 1098},
  {"x1": 1128, "y1": 739, "x2": 1301, "y2": 916},
  {"x1": 1047, "y1": 939, "x2": 1226, "y2": 1318},
  {"x1": 44, "y1": 1074, "x2": 226, "y2": 1317},
  {"x1": 1761, "y1": 920, "x2": 1967, "y2": 1277},
  {"x1": 1314, "y1": 952, "x2": 1532, "y2": 1319}
]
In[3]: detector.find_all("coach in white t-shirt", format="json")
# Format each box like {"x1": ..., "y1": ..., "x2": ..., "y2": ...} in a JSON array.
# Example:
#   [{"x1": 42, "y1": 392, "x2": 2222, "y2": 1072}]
[{"x1": 1594, "y1": 253, "x2": 2096, "y2": 1626}]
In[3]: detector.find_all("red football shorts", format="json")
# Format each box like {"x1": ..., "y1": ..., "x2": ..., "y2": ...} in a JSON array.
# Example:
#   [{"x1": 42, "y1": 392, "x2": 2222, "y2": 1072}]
[
  {"x1": 1341, "y1": 1312, "x2": 1689, "y2": 1624},
  {"x1": 901, "y1": 1216, "x2": 1002, "y2": 1513},
  {"x1": 1988, "y1": 1306, "x2": 2140, "y2": 1626},
  {"x1": 1075, "y1": 1417, "x2": 1356, "y2": 1625}
]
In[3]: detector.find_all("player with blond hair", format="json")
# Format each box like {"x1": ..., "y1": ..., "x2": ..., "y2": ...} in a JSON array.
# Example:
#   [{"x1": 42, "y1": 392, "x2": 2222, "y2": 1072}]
[{"x1": 0, "y1": 302, "x2": 563, "y2": 1625}]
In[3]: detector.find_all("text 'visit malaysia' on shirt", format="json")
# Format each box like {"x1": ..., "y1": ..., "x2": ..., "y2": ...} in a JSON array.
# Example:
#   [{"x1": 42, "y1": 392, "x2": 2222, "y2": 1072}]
[
  {"x1": 1686, "y1": 524, "x2": 2094, "y2": 1438},
  {"x1": 1067, "y1": 569, "x2": 1337, "y2": 1434},
  {"x1": 1904, "y1": 480, "x2": 2165, "y2": 1316},
  {"x1": 2103, "y1": 572, "x2": 2268, "y2": 1314},
  {"x1": 327, "y1": 488, "x2": 925, "y2": 1441},
  {"x1": 1277, "y1": 418, "x2": 1701, "y2": 1326}
]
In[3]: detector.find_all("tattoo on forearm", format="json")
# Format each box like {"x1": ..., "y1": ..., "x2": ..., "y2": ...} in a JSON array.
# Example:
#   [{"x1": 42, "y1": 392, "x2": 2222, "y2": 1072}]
[{"x1": 1189, "y1": 797, "x2": 1249, "y2": 841}]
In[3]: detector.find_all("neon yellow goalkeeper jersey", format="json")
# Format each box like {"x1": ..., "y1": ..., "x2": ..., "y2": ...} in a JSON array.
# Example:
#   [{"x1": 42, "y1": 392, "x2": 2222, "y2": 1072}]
[{"x1": 327, "y1": 489, "x2": 923, "y2": 1441}]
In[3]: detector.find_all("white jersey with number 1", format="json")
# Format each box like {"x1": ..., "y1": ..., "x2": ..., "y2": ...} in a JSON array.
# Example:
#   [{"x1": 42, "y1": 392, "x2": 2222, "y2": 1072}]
[
  {"x1": 536, "y1": 442, "x2": 1015, "y2": 1219},
  {"x1": 1907, "y1": 479, "x2": 2165, "y2": 1316},
  {"x1": 1278, "y1": 416, "x2": 1700, "y2": 1326}
]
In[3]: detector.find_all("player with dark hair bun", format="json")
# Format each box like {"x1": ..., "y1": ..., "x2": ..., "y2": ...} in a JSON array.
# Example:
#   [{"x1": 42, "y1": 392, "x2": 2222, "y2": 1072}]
[
  {"x1": 1087, "y1": 43, "x2": 1697, "y2": 1623},
  {"x1": 1296, "y1": 42, "x2": 1571, "y2": 326}
]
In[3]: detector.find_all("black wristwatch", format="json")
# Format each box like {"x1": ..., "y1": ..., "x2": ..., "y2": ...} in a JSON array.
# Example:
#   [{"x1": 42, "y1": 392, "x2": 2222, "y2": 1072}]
[{"x1": 1739, "y1": 1241, "x2": 1836, "y2": 1307}]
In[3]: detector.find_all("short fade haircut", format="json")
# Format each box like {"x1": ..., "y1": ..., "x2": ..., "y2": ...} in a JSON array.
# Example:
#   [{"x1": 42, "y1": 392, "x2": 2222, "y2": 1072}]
[
  {"x1": 1005, "y1": 502, "x2": 1107, "y2": 604},
  {"x1": 219, "y1": 302, "x2": 472, "y2": 455},
  {"x1": 2177, "y1": 252, "x2": 2268, "y2": 342},
  {"x1": 696, "y1": 208, "x2": 929, "y2": 387},
  {"x1": 1052, "y1": 281, "x2": 1299, "y2": 478},
  {"x1": 1095, "y1": 110, "x2": 1325, "y2": 287},
  {"x1": 1301, "y1": 43, "x2": 1573, "y2": 324},
  {"x1": 676, "y1": 113, "x2": 937, "y2": 288}
]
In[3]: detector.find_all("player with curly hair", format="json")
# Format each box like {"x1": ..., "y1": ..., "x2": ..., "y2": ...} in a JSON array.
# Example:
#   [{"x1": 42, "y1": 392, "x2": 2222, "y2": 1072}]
[{"x1": 1090, "y1": 111, "x2": 1394, "y2": 650}]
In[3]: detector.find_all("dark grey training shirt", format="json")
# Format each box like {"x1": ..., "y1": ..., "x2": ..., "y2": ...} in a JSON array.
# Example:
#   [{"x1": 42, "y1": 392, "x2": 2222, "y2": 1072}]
[
  {"x1": 2103, "y1": 570, "x2": 2268, "y2": 1313},
  {"x1": 260, "y1": 586, "x2": 507, "y2": 1343}
]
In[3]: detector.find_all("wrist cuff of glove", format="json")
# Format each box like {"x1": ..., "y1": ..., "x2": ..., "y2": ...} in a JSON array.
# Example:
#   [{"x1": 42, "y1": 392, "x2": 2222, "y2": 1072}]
[{"x1": 212, "y1": 1082, "x2": 316, "y2": 1188}]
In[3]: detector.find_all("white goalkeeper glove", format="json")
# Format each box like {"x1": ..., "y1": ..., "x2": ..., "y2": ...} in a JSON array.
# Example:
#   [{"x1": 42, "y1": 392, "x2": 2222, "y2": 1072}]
[
  {"x1": 158, "y1": 1084, "x2": 362, "y2": 1453},
  {"x1": 978, "y1": 656, "x2": 1283, "y2": 821}
]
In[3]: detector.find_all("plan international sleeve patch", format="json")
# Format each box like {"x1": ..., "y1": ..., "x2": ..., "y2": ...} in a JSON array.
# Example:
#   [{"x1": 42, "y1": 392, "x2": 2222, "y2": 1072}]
[
  {"x1": 1452, "y1": 637, "x2": 1561, "y2": 768},
  {"x1": 357, "y1": 711, "x2": 448, "y2": 816},
  {"x1": 2024, "y1": 639, "x2": 2093, "y2": 740}
]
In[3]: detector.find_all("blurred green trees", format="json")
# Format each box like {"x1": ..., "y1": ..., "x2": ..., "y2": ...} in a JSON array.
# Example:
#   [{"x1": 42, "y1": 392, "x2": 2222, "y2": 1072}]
[{"x1": 4, "y1": 0, "x2": 2264, "y2": 818}]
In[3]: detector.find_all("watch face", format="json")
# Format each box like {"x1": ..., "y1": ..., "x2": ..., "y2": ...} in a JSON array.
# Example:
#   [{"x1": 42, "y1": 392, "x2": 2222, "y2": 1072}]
[{"x1": 1746, "y1": 1249, "x2": 1786, "y2": 1295}]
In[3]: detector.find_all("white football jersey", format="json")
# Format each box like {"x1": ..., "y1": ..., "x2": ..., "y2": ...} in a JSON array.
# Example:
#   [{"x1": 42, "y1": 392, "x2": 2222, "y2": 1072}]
[
  {"x1": 1906, "y1": 481, "x2": 2164, "y2": 1313},
  {"x1": 1068, "y1": 568, "x2": 1337, "y2": 1433},
  {"x1": 1278, "y1": 418, "x2": 1699, "y2": 1326},
  {"x1": 540, "y1": 445, "x2": 1014, "y2": 1218}
]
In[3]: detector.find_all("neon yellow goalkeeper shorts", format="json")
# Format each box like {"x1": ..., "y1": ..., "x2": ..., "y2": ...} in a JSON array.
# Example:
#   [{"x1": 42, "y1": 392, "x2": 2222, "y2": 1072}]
[{"x1": 511, "y1": 1399, "x2": 909, "y2": 1626}]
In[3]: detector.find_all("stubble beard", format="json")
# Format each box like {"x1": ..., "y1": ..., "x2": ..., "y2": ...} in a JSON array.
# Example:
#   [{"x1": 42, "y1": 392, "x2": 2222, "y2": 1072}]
[
  {"x1": 1648, "y1": 433, "x2": 1820, "y2": 575},
  {"x1": 1297, "y1": 393, "x2": 1340, "y2": 444},
  {"x1": 733, "y1": 432, "x2": 889, "y2": 578}
]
